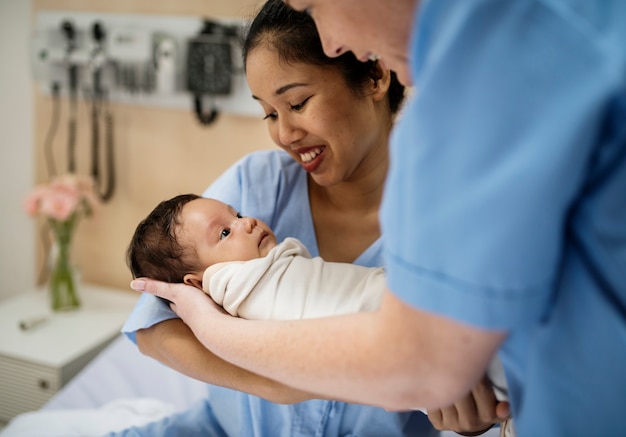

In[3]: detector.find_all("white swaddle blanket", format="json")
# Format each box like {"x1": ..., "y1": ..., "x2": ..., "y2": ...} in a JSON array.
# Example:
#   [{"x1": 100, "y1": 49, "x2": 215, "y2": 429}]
[{"x1": 203, "y1": 237, "x2": 384, "y2": 319}]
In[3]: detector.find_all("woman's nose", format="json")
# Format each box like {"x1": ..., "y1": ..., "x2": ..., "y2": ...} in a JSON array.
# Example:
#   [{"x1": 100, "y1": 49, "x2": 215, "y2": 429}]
[
  {"x1": 277, "y1": 116, "x2": 305, "y2": 147},
  {"x1": 319, "y1": 29, "x2": 345, "y2": 58}
]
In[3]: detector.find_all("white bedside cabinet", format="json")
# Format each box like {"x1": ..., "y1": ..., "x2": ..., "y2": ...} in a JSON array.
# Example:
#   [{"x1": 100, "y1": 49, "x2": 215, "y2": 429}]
[{"x1": 0, "y1": 284, "x2": 138, "y2": 421}]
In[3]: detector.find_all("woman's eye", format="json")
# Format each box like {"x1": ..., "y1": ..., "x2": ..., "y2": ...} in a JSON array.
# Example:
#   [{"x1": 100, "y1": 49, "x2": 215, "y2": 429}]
[
  {"x1": 263, "y1": 112, "x2": 277, "y2": 121},
  {"x1": 290, "y1": 96, "x2": 311, "y2": 111},
  {"x1": 220, "y1": 228, "x2": 231, "y2": 240}
]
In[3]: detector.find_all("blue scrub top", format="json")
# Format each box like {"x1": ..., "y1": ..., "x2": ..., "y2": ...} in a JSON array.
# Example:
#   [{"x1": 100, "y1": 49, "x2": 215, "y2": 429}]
[
  {"x1": 382, "y1": 0, "x2": 626, "y2": 435},
  {"x1": 120, "y1": 150, "x2": 436, "y2": 437}
]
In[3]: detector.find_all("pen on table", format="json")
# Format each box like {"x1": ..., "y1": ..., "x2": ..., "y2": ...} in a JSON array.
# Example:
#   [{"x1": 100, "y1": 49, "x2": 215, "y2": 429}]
[{"x1": 19, "y1": 315, "x2": 49, "y2": 331}]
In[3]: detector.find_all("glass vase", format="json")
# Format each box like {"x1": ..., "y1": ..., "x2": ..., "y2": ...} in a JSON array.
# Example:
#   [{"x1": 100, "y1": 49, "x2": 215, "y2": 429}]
[{"x1": 49, "y1": 218, "x2": 81, "y2": 311}]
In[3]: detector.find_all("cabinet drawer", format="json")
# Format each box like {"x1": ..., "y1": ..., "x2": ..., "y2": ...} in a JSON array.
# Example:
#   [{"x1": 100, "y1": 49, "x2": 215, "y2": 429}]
[{"x1": 0, "y1": 355, "x2": 59, "y2": 421}]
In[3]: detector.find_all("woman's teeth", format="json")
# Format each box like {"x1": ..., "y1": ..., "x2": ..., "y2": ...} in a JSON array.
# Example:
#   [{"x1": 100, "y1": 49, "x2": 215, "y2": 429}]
[{"x1": 299, "y1": 147, "x2": 323, "y2": 163}]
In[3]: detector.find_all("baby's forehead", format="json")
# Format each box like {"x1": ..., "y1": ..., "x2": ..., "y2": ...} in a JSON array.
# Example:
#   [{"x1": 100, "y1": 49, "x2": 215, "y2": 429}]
[
  {"x1": 174, "y1": 217, "x2": 204, "y2": 255},
  {"x1": 181, "y1": 197, "x2": 231, "y2": 216},
  {"x1": 200, "y1": 198, "x2": 235, "y2": 211},
  {"x1": 178, "y1": 198, "x2": 236, "y2": 233}
]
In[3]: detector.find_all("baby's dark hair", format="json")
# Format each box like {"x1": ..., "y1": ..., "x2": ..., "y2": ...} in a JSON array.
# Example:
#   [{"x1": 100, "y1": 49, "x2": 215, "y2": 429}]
[
  {"x1": 127, "y1": 193, "x2": 203, "y2": 283},
  {"x1": 242, "y1": 0, "x2": 406, "y2": 116}
]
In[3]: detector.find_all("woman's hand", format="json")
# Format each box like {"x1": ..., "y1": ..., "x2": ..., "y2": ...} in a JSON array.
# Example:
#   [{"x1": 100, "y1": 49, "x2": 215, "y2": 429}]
[
  {"x1": 426, "y1": 375, "x2": 510, "y2": 435},
  {"x1": 130, "y1": 278, "x2": 227, "y2": 323}
]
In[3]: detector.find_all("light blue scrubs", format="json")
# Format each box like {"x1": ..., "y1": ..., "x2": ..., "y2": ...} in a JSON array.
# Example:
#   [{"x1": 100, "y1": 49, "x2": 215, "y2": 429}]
[
  {"x1": 117, "y1": 150, "x2": 436, "y2": 437},
  {"x1": 382, "y1": 0, "x2": 626, "y2": 435}
]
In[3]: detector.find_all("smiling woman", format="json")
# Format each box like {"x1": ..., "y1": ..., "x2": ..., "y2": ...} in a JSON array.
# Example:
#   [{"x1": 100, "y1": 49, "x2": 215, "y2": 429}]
[{"x1": 247, "y1": 54, "x2": 387, "y2": 181}]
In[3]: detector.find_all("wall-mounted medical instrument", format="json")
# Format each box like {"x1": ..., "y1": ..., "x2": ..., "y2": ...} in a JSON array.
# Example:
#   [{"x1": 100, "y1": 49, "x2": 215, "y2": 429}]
[
  {"x1": 61, "y1": 20, "x2": 78, "y2": 173},
  {"x1": 153, "y1": 35, "x2": 177, "y2": 95},
  {"x1": 186, "y1": 20, "x2": 239, "y2": 126},
  {"x1": 41, "y1": 19, "x2": 117, "y2": 202},
  {"x1": 31, "y1": 11, "x2": 261, "y2": 122},
  {"x1": 87, "y1": 21, "x2": 115, "y2": 201}
]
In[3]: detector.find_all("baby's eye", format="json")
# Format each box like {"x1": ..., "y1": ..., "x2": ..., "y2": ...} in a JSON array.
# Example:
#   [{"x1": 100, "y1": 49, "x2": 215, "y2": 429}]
[
  {"x1": 220, "y1": 228, "x2": 231, "y2": 240},
  {"x1": 236, "y1": 212, "x2": 243, "y2": 219}
]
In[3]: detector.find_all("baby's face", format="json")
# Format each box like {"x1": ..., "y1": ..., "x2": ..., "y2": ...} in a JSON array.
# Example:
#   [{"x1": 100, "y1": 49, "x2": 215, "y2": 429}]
[{"x1": 179, "y1": 198, "x2": 277, "y2": 269}]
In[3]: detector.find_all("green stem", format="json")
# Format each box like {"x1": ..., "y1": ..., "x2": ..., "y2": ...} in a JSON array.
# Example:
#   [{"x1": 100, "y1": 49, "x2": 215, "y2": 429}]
[{"x1": 49, "y1": 214, "x2": 81, "y2": 311}]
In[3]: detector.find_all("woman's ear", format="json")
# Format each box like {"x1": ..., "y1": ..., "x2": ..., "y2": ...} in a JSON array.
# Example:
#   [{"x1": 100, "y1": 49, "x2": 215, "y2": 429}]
[
  {"x1": 184, "y1": 273, "x2": 204, "y2": 290},
  {"x1": 371, "y1": 63, "x2": 392, "y2": 103}
]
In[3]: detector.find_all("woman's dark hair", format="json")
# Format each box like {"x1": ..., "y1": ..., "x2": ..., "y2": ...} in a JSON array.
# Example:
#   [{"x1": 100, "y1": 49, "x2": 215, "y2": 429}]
[
  {"x1": 127, "y1": 193, "x2": 203, "y2": 283},
  {"x1": 242, "y1": 0, "x2": 405, "y2": 115}
]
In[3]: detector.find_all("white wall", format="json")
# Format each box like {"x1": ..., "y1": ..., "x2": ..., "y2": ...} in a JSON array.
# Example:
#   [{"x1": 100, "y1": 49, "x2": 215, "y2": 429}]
[{"x1": 0, "y1": 0, "x2": 36, "y2": 300}]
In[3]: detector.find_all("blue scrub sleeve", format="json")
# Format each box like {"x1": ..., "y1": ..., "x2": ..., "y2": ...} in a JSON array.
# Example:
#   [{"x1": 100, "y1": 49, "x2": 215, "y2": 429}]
[
  {"x1": 121, "y1": 294, "x2": 177, "y2": 344},
  {"x1": 382, "y1": 0, "x2": 611, "y2": 330}
]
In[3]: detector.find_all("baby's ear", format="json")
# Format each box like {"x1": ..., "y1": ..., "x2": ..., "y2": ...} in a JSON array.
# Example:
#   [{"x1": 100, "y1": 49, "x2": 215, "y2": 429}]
[{"x1": 184, "y1": 273, "x2": 203, "y2": 290}]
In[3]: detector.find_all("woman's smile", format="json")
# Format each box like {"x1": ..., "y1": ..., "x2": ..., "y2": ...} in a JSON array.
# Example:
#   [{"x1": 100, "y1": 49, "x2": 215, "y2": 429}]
[{"x1": 295, "y1": 145, "x2": 326, "y2": 172}]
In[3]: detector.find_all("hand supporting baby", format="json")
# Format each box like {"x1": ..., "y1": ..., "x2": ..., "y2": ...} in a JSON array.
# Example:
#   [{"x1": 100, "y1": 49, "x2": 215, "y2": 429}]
[{"x1": 131, "y1": 279, "x2": 228, "y2": 326}]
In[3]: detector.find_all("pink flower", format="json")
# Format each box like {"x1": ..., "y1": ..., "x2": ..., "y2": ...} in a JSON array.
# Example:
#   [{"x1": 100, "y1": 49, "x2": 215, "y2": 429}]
[
  {"x1": 23, "y1": 173, "x2": 102, "y2": 222},
  {"x1": 23, "y1": 186, "x2": 49, "y2": 217},
  {"x1": 40, "y1": 187, "x2": 80, "y2": 221}
]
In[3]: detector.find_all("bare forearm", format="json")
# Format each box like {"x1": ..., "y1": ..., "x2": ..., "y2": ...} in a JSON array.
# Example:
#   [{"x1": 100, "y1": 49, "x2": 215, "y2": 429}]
[
  {"x1": 186, "y1": 291, "x2": 505, "y2": 411},
  {"x1": 136, "y1": 319, "x2": 318, "y2": 404}
]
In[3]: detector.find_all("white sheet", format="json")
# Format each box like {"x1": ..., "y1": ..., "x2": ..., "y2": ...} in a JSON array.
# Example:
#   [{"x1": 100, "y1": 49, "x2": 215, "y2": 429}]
[
  {"x1": 43, "y1": 335, "x2": 207, "y2": 411},
  {"x1": 1, "y1": 398, "x2": 177, "y2": 437},
  {"x1": 0, "y1": 335, "x2": 207, "y2": 436}
]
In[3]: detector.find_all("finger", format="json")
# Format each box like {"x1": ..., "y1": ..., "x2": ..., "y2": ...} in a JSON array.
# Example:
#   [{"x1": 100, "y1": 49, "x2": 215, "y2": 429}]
[
  {"x1": 495, "y1": 400, "x2": 511, "y2": 420},
  {"x1": 130, "y1": 278, "x2": 179, "y2": 301},
  {"x1": 130, "y1": 279, "x2": 146, "y2": 292},
  {"x1": 452, "y1": 392, "x2": 486, "y2": 431},
  {"x1": 425, "y1": 408, "x2": 445, "y2": 430},
  {"x1": 143, "y1": 278, "x2": 175, "y2": 298},
  {"x1": 429, "y1": 404, "x2": 464, "y2": 431},
  {"x1": 470, "y1": 377, "x2": 500, "y2": 423}
]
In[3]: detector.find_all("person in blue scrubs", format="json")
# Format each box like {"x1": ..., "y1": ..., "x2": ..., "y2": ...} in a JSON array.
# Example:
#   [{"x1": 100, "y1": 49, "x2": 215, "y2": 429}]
[
  {"x1": 117, "y1": 1, "x2": 507, "y2": 436},
  {"x1": 133, "y1": 0, "x2": 626, "y2": 435}
]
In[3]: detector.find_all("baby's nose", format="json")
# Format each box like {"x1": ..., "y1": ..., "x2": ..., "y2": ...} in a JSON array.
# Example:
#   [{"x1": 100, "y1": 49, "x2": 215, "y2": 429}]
[{"x1": 240, "y1": 216, "x2": 256, "y2": 232}]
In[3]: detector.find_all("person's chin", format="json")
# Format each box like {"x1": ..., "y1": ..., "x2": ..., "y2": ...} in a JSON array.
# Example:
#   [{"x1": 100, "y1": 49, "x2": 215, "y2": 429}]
[
  {"x1": 267, "y1": 239, "x2": 277, "y2": 251},
  {"x1": 259, "y1": 234, "x2": 277, "y2": 255}
]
